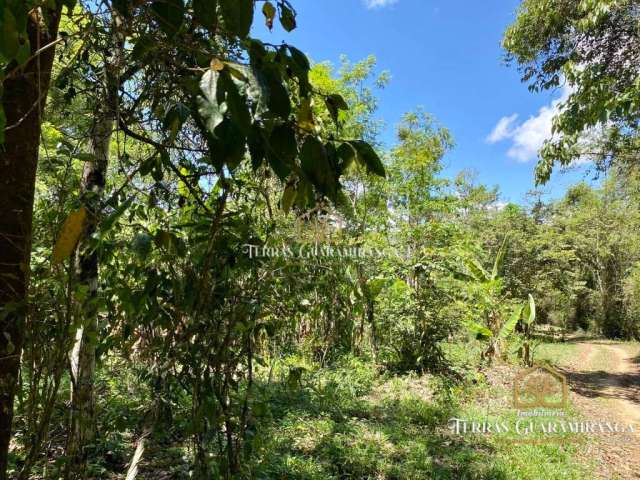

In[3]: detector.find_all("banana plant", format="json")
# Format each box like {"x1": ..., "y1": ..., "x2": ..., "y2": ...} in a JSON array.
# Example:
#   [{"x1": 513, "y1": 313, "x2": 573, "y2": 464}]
[
  {"x1": 459, "y1": 235, "x2": 537, "y2": 363},
  {"x1": 462, "y1": 234, "x2": 509, "y2": 284},
  {"x1": 468, "y1": 294, "x2": 536, "y2": 363}
]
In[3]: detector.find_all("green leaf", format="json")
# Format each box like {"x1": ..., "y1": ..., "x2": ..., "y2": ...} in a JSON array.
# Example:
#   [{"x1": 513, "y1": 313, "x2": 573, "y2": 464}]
[
  {"x1": 193, "y1": 0, "x2": 218, "y2": 29},
  {"x1": 325, "y1": 94, "x2": 348, "y2": 124},
  {"x1": 522, "y1": 294, "x2": 536, "y2": 325},
  {"x1": 248, "y1": 122, "x2": 266, "y2": 170},
  {"x1": 287, "y1": 46, "x2": 311, "y2": 97},
  {"x1": 336, "y1": 142, "x2": 356, "y2": 174},
  {"x1": 101, "y1": 197, "x2": 134, "y2": 233},
  {"x1": 218, "y1": 71, "x2": 251, "y2": 136},
  {"x1": 1, "y1": 8, "x2": 21, "y2": 60},
  {"x1": 499, "y1": 305, "x2": 523, "y2": 339},
  {"x1": 263, "y1": 65, "x2": 291, "y2": 119},
  {"x1": 463, "y1": 257, "x2": 489, "y2": 283},
  {"x1": 296, "y1": 98, "x2": 315, "y2": 131},
  {"x1": 468, "y1": 321, "x2": 493, "y2": 340},
  {"x1": 198, "y1": 69, "x2": 227, "y2": 134},
  {"x1": 209, "y1": 119, "x2": 246, "y2": 170},
  {"x1": 491, "y1": 235, "x2": 509, "y2": 280},
  {"x1": 278, "y1": 1, "x2": 296, "y2": 31},
  {"x1": 151, "y1": 0, "x2": 185, "y2": 36},
  {"x1": 163, "y1": 102, "x2": 190, "y2": 141},
  {"x1": 262, "y1": 1, "x2": 276, "y2": 29},
  {"x1": 219, "y1": 0, "x2": 254, "y2": 38},
  {"x1": 366, "y1": 277, "x2": 387, "y2": 299},
  {"x1": 301, "y1": 136, "x2": 334, "y2": 197},
  {"x1": 267, "y1": 124, "x2": 296, "y2": 180},
  {"x1": 350, "y1": 140, "x2": 385, "y2": 177},
  {"x1": 294, "y1": 178, "x2": 314, "y2": 209},
  {"x1": 281, "y1": 184, "x2": 296, "y2": 213}
]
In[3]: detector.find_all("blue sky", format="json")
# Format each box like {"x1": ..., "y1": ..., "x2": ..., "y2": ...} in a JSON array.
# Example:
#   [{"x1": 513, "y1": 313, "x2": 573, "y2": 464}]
[{"x1": 255, "y1": 0, "x2": 594, "y2": 204}]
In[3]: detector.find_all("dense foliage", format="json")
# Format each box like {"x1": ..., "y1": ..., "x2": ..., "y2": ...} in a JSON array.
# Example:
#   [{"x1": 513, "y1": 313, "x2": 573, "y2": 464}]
[
  {"x1": 503, "y1": 0, "x2": 640, "y2": 183},
  {"x1": 1, "y1": 1, "x2": 639, "y2": 479}
]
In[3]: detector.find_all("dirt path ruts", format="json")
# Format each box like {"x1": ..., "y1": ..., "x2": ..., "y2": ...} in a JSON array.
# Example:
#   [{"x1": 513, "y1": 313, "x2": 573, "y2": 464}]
[{"x1": 562, "y1": 341, "x2": 640, "y2": 479}]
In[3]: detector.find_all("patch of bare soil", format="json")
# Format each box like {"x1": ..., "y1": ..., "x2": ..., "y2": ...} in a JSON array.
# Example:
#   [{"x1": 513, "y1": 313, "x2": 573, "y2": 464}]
[{"x1": 560, "y1": 342, "x2": 640, "y2": 480}]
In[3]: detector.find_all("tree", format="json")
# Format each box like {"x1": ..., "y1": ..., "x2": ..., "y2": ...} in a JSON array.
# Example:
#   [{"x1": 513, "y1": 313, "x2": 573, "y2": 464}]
[
  {"x1": 1, "y1": 0, "x2": 386, "y2": 475},
  {"x1": 0, "y1": 2, "x2": 64, "y2": 476},
  {"x1": 503, "y1": 0, "x2": 640, "y2": 183}
]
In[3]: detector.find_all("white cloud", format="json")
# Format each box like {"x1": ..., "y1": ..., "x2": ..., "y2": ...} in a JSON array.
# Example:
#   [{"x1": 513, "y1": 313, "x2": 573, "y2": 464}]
[
  {"x1": 487, "y1": 86, "x2": 572, "y2": 162},
  {"x1": 364, "y1": 0, "x2": 399, "y2": 9},
  {"x1": 486, "y1": 114, "x2": 518, "y2": 144}
]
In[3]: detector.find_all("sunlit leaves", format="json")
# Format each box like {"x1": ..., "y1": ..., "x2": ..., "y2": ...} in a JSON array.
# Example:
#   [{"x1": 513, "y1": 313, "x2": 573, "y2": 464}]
[
  {"x1": 522, "y1": 294, "x2": 536, "y2": 325},
  {"x1": 499, "y1": 305, "x2": 523, "y2": 339},
  {"x1": 297, "y1": 98, "x2": 315, "y2": 132},
  {"x1": 491, "y1": 235, "x2": 509, "y2": 280},
  {"x1": 198, "y1": 69, "x2": 226, "y2": 134},
  {"x1": 468, "y1": 321, "x2": 493, "y2": 340}
]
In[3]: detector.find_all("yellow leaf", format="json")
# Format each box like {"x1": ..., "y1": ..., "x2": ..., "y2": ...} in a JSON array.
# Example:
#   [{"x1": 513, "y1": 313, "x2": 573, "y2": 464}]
[
  {"x1": 297, "y1": 98, "x2": 315, "y2": 132},
  {"x1": 210, "y1": 58, "x2": 225, "y2": 72},
  {"x1": 53, "y1": 207, "x2": 87, "y2": 264}
]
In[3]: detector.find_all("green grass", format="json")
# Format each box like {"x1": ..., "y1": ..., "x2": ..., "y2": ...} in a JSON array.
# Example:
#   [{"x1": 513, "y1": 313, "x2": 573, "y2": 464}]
[
  {"x1": 531, "y1": 342, "x2": 580, "y2": 368},
  {"x1": 243, "y1": 351, "x2": 593, "y2": 479},
  {"x1": 458, "y1": 374, "x2": 592, "y2": 480},
  {"x1": 13, "y1": 344, "x2": 594, "y2": 479}
]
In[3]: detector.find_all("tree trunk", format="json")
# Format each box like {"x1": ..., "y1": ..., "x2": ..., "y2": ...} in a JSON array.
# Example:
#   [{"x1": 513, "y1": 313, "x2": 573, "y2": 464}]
[
  {"x1": 66, "y1": 11, "x2": 124, "y2": 475},
  {"x1": 0, "y1": 8, "x2": 62, "y2": 478},
  {"x1": 66, "y1": 111, "x2": 112, "y2": 477}
]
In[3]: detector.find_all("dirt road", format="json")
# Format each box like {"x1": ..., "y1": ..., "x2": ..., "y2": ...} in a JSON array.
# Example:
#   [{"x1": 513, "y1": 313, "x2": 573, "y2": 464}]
[{"x1": 561, "y1": 341, "x2": 640, "y2": 479}]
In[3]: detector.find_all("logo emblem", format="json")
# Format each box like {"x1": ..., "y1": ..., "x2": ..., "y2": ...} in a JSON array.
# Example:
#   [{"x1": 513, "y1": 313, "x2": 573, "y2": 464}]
[{"x1": 513, "y1": 363, "x2": 568, "y2": 409}]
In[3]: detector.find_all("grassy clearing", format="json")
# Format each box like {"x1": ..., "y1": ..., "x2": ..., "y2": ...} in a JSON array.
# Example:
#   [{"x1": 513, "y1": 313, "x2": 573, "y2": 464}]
[
  {"x1": 241, "y1": 346, "x2": 593, "y2": 480},
  {"x1": 532, "y1": 342, "x2": 580, "y2": 368},
  {"x1": 19, "y1": 343, "x2": 594, "y2": 479}
]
